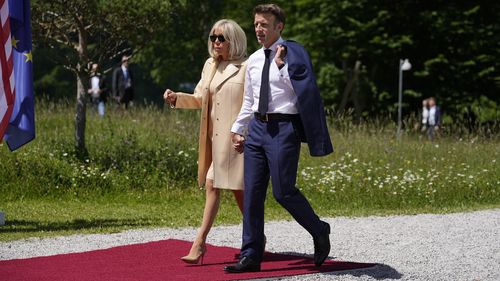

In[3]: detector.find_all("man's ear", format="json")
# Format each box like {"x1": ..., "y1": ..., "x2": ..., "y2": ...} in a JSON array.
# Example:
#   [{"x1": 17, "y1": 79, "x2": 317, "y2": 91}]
[{"x1": 276, "y1": 22, "x2": 284, "y2": 33}]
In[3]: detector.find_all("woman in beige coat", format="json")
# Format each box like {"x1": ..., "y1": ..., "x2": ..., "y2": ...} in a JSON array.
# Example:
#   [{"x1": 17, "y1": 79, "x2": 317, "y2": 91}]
[{"x1": 163, "y1": 19, "x2": 247, "y2": 264}]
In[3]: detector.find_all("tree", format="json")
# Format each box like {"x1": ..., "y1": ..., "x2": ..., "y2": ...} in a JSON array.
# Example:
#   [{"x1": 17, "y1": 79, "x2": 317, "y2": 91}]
[
  {"x1": 409, "y1": 1, "x2": 500, "y2": 118},
  {"x1": 31, "y1": 0, "x2": 173, "y2": 153},
  {"x1": 284, "y1": 0, "x2": 499, "y2": 122},
  {"x1": 136, "y1": 0, "x2": 224, "y2": 88},
  {"x1": 288, "y1": 0, "x2": 413, "y2": 118},
  {"x1": 32, "y1": 0, "x2": 500, "y2": 124}
]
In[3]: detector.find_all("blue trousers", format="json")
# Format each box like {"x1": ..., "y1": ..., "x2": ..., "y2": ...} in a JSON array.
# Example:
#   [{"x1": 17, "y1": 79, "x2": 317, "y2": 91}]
[{"x1": 241, "y1": 117, "x2": 326, "y2": 262}]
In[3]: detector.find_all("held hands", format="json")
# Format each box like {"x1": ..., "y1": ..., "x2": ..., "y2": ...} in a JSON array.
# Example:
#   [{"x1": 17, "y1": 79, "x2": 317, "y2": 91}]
[
  {"x1": 274, "y1": 45, "x2": 287, "y2": 68},
  {"x1": 231, "y1": 133, "x2": 245, "y2": 154},
  {"x1": 163, "y1": 89, "x2": 177, "y2": 106}
]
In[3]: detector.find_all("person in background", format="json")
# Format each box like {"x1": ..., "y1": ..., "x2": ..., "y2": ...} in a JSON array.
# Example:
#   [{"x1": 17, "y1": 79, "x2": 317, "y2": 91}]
[
  {"x1": 426, "y1": 97, "x2": 441, "y2": 140},
  {"x1": 88, "y1": 63, "x2": 108, "y2": 117},
  {"x1": 163, "y1": 19, "x2": 247, "y2": 265},
  {"x1": 421, "y1": 98, "x2": 429, "y2": 133},
  {"x1": 112, "y1": 55, "x2": 134, "y2": 108}
]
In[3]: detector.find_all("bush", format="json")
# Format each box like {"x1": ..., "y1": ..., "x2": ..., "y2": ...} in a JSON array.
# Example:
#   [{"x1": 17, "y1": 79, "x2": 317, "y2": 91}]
[{"x1": 0, "y1": 101, "x2": 199, "y2": 199}]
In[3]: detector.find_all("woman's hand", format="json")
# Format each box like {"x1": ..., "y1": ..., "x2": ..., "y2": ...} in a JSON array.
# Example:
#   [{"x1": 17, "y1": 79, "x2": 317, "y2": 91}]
[
  {"x1": 163, "y1": 89, "x2": 177, "y2": 106},
  {"x1": 231, "y1": 133, "x2": 245, "y2": 154}
]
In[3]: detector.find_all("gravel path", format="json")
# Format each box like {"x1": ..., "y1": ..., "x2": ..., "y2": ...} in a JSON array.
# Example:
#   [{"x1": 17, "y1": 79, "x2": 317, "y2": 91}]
[{"x1": 1, "y1": 209, "x2": 499, "y2": 280}]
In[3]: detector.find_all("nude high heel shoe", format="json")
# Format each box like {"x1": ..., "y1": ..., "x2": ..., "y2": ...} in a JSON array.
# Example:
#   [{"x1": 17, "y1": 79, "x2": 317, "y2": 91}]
[{"x1": 180, "y1": 244, "x2": 207, "y2": 265}]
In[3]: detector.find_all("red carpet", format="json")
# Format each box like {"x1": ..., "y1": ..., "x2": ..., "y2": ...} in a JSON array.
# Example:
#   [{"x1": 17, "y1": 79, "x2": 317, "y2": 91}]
[{"x1": 0, "y1": 239, "x2": 376, "y2": 281}]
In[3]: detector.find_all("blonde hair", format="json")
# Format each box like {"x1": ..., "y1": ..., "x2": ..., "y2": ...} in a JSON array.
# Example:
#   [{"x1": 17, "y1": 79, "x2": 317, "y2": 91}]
[{"x1": 207, "y1": 19, "x2": 247, "y2": 60}]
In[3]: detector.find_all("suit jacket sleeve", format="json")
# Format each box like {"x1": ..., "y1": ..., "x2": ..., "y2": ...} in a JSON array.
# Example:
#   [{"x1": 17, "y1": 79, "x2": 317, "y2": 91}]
[
  {"x1": 436, "y1": 107, "x2": 442, "y2": 126},
  {"x1": 99, "y1": 75, "x2": 108, "y2": 93},
  {"x1": 284, "y1": 41, "x2": 333, "y2": 157}
]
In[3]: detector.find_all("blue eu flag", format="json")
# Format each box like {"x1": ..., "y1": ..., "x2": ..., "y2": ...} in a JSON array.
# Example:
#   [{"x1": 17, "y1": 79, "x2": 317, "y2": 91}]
[{"x1": 4, "y1": 0, "x2": 35, "y2": 151}]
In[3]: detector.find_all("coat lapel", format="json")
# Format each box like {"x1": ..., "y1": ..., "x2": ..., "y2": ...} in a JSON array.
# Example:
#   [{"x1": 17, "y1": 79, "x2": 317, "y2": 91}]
[
  {"x1": 213, "y1": 58, "x2": 244, "y2": 90},
  {"x1": 205, "y1": 60, "x2": 217, "y2": 88}
]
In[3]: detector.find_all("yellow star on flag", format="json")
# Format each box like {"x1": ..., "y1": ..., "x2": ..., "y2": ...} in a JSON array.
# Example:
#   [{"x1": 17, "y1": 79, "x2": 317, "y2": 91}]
[
  {"x1": 11, "y1": 37, "x2": 19, "y2": 49},
  {"x1": 24, "y1": 51, "x2": 33, "y2": 62}
]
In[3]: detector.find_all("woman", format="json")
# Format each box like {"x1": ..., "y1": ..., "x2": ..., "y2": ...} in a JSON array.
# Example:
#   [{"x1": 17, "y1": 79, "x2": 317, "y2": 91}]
[
  {"x1": 421, "y1": 98, "x2": 429, "y2": 133},
  {"x1": 163, "y1": 19, "x2": 247, "y2": 264},
  {"x1": 87, "y1": 63, "x2": 108, "y2": 117}
]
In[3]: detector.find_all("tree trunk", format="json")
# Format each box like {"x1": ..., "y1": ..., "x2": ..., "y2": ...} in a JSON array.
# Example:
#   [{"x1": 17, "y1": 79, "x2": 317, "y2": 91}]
[
  {"x1": 75, "y1": 72, "x2": 87, "y2": 153},
  {"x1": 352, "y1": 73, "x2": 362, "y2": 124},
  {"x1": 338, "y1": 60, "x2": 361, "y2": 113},
  {"x1": 75, "y1": 17, "x2": 89, "y2": 154}
]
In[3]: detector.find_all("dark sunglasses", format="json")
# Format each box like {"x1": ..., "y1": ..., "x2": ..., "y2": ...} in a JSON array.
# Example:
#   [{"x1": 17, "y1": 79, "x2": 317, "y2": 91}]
[{"x1": 209, "y1": 34, "x2": 226, "y2": 42}]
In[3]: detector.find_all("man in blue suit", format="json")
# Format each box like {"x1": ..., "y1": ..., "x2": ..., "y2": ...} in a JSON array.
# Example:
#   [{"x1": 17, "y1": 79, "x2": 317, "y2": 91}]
[{"x1": 225, "y1": 3, "x2": 333, "y2": 273}]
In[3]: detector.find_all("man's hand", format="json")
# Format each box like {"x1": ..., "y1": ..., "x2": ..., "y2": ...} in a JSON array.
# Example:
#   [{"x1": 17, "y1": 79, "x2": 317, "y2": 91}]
[
  {"x1": 274, "y1": 45, "x2": 287, "y2": 68},
  {"x1": 163, "y1": 89, "x2": 177, "y2": 106},
  {"x1": 231, "y1": 133, "x2": 245, "y2": 154}
]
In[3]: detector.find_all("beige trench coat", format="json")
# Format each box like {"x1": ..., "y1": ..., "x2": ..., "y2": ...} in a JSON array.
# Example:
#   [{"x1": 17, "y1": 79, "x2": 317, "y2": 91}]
[{"x1": 175, "y1": 57, "x2": 247, "y2": 189}]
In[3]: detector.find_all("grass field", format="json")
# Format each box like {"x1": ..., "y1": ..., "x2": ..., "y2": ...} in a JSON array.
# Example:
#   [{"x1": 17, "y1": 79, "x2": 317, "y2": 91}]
[{"x1": 1, "y1": 101, "x2": 499, "y2": 242}]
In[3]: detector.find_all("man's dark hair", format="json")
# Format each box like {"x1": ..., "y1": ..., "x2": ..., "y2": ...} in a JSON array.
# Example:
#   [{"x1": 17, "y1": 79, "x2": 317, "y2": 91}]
[{"x1": 254, "y1": 4, "x2": 286, "y2": 25}]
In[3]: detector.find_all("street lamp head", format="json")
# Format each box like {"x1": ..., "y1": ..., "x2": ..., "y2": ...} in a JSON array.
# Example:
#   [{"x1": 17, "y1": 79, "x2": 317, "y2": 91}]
[
  {"x1": 401, "y1": 59, "x2": 412, "y2": 71},
  {"x1": 397, "y1": 58, "x2": 411, "y2": 139}
]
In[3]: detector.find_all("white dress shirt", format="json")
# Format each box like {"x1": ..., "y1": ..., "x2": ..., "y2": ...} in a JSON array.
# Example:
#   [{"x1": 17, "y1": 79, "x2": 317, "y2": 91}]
[
  {"x1": 90, "y1": 76, "x2": 100, "y2": 98},
  {"x1": 121, "y1": 65, "x2": 132, "y2": 88},
  {"x1": 422, "y1": 107, "x2": 429, "y2": 125},
  {"x1": 428, "y1": 106, "x2": 437, "y2": 126},
  {"x1": 231, "y1": 37, "x2": 297, "y2": 135}
]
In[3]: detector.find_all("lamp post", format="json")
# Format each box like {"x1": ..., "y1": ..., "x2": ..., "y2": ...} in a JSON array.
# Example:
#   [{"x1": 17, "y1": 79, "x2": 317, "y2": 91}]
[{"x1": 397, "y1": 58, "x2": 412, "y2": 139}]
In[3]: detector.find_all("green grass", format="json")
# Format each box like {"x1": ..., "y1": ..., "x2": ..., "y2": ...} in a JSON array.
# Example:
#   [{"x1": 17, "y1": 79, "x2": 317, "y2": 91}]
[{"x1": 1, "y1": 101, "x2": 499, "y2": 242}]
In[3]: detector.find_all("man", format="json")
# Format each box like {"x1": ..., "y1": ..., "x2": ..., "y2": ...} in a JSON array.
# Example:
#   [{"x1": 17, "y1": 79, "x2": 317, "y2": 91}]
[
  {"x1": 112, "y1": 55, "x2": 134, "y2": 108},
  {"x1": 87, "y1": 63, "x2": 108, "y2": 117},
  {"x1": 426, "y1": 97, "x2": 441, "y2": 140},
  {"x1": 224, "y1": 4, "x2": 333, "y2": 273}
]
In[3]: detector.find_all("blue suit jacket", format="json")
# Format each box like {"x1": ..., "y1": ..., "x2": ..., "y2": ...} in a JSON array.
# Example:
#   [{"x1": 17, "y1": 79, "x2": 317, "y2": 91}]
[{"x1": 282, "y1": 40, "x2": 334, "y2": 157}]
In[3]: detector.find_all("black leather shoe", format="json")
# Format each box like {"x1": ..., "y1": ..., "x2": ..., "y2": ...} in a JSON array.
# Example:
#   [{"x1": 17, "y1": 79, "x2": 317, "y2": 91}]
[
  {"x1": 224, "y1": 256, "x2": 261, "y2": 273},
  {"x1": 313, "y1": 222, "x2": 331, "y2": 266}
]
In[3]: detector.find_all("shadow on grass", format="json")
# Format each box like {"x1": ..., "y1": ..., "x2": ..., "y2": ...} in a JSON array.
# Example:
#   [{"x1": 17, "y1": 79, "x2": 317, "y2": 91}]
[{"x1": 0, "y1": 218, "x2": 156, "y2": 233}]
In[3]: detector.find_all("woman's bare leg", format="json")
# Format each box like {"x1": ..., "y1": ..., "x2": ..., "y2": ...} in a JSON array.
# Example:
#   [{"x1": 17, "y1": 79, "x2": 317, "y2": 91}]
[
  {"x1": 184, "y1": 179, "x2": 220, "y2": 256},
  {"x1": 232, "y1": 190, "x2": 244, "y2": 214}
]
